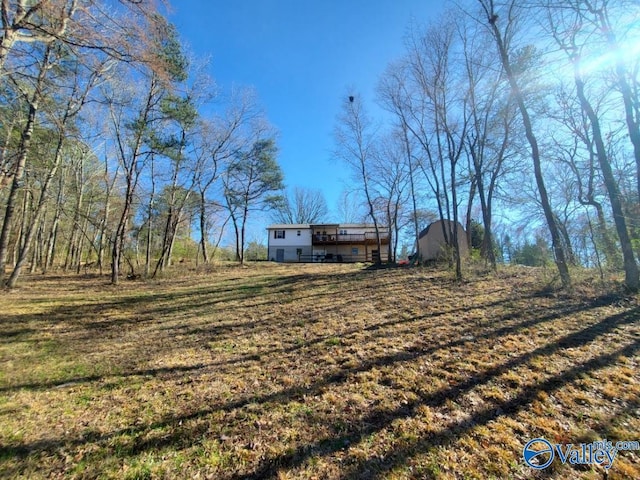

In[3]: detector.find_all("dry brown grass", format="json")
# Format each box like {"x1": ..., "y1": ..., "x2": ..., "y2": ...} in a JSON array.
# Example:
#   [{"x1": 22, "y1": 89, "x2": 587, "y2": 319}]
[{"x1": 0, "y1": 262, "x2": 638, "y2": 479}]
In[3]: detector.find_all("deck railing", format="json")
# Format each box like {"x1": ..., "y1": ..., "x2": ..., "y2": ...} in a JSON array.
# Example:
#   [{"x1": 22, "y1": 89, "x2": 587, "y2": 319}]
[{"x1": 312, "y1": 232, "x2": 389, "y2": 244}]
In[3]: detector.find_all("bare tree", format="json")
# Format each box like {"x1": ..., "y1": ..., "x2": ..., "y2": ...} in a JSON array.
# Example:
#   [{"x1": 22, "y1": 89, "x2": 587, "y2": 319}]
[
  {"x1": 577, "y1": 0, "x2": 640, "y2": 208},
  {"x1": 152, "y1": 94, "x2": 198, "y2": 276},
  {"x1": 458, "y1": 13, "x2": 516, "y2": 270},
  {"x1": 335, "y1": 188, "x2": 367, "y2": 224},
  {"x1": 478, "y1": 0, "x2": 571, "y2": 287},
  {"x1": 0, "y1": 0, "x2": 166, "y2": 75},
  {"x1": 106, "y1": 76, "x2": 157, "y2": 283},
  {"x1": 401, "y1": 15, "x2": 470, "y2": 278},
  {"x1": 194, "y1": 88, "x2": 262, "y2": 263},
  {"x1": 6, "y1": 51, "x2": 109, "y2": 287},
  {"x1": 0, "y1": 0, "x2": 169, "y2": 284},
  {"x1": 0, "y1": 44, "x2": 54, "y2": 283},
  {"x1": 334, "y1": 93, "x2": 384, "y2": 263},
  {"x1": 378, "y1": 62, "x2": 424, "y2": 261},
  {"x1": 371, "y1": 132, "x2": 412, "y2": 263},
  {"x1": 106, "y1": 15, "x2": 189, "y2": 283},
  {"x1": 380, "y1": 22, "x2": 470, "y2": 275},
  {"x1": 272, "y1": 187, "x2": 328, "y2": 224},
  {"x1": 543, "y1": 1, "x2": 639, "y2": 290}
]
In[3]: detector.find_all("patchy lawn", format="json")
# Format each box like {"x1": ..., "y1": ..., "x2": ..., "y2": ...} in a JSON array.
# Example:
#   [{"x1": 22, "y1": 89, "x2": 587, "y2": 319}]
[{"x1": 0, "y1": 263, "x2": 638, "y2": 479}]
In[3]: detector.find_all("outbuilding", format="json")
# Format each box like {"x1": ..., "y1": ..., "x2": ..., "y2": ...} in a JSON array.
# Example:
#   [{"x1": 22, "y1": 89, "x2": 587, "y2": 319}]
[{"x1": 417, "y1": 219, "x2": 468, "y2": 261}]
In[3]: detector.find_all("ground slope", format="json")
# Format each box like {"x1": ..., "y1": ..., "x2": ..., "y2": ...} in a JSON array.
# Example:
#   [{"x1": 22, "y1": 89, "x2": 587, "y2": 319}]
[{"x1": 0, "y1": 264, "x2": 638, "y2": 479}]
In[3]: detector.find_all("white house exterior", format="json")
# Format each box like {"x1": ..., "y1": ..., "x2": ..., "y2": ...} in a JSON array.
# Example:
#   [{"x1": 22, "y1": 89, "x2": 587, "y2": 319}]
[
  {"x1": 267, "y1": 223, "x2": 389, "y2": 263},
  {"x1": 267, "y1": 224, "x2": 314, "y2": 262}
]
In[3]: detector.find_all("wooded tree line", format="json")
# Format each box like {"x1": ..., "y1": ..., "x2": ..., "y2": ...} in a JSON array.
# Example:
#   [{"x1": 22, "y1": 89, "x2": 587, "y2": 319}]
[
  {"x1": 0, "y1": 0, "x2": 285, "y2": 287},
  {"x1": 1, "y1": 0, "x2": 639, "y2": 290},
  {"x1": 334, "y1": 0, "x2": 640, "y2": 290}
]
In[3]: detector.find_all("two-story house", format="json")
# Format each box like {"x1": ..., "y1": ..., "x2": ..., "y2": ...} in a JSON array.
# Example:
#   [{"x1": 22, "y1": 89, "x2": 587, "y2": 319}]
[{"x1": 267, "y1": 223, "x2": 389, "y2": 263}]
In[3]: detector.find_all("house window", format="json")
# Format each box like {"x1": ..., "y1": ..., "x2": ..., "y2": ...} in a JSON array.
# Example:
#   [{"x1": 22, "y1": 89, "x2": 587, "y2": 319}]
[
  {"x1": 339, "y1": 229, "x2": 347, "y2": 235},
  {"x1": 297, "y1": 230, "x2": 301, "y2": 236},
  {"x1": 296, "y1": 248, "x2": 302, "y2": 257},
  {"x1": 274, "y1": 230, "x2": 285, "y2": 239},
  {"x1": 352, "y1": 247, "x2": 358, "y2": 256}
]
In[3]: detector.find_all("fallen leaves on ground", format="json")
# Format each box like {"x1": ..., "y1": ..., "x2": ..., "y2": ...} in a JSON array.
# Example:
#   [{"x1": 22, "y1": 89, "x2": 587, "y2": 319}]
[{"x1": 1, "y1": 263, "x2": 638, "y2": 479}]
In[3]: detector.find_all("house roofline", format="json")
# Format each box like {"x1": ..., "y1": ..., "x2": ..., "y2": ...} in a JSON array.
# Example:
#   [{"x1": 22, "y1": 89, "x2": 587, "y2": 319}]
[
  {"x1": 267, "y1": 223, "x2": 390, "y2": 230},
  {"x1": 418, "y1": 219, "x2": 465, "y2": 239},
  {"x1": 267, "y1": 224, "x2": 311, "y2": 229}
]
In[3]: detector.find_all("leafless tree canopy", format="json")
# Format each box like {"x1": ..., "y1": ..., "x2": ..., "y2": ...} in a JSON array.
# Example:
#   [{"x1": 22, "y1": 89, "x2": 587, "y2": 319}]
[{"x1": 0, "y1": 0, "x2": 639, "y2": 288}]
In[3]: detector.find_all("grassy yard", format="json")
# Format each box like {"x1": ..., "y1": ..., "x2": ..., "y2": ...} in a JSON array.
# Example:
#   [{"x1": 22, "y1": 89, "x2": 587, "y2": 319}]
[{"x1": 0, "y1": 263, "x2": 639, "y2": 479}]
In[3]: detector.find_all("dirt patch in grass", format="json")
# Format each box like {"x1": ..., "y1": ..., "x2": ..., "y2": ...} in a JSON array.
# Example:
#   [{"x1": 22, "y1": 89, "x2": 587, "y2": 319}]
[{"x1": 1, "y1": 263, "x2": 638, "y2": 479}]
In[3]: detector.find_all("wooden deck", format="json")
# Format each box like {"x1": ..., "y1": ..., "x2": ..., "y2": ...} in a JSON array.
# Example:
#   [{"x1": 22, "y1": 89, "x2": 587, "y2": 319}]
[{"x1": 312, "y1": 232, "x2": 389, "y2": 245}]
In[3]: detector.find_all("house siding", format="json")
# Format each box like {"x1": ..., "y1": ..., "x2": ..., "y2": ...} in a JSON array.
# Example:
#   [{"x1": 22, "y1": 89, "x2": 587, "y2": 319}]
[
  {"x1": 313, "y1": 244, "x2": 388, "y2": 262},
  {"x1": 267, "y1": 223, "x2": 389, "y2": 263},
  {"x1": 267, "y1": 225, "x2": 313, "y2": 262},
  {"x1": 268, "y1": 245, "x2": 313, "y2": 262},
  {"x1": 418, "y1": 219, "x2": 468, "y2": 261}
]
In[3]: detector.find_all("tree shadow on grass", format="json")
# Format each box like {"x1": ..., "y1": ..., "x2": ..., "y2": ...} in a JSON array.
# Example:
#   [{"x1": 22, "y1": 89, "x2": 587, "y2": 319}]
[
  {"x1": 531, "y1": 396, "x2": 640, "y2": 480},
  {"x1": 0, "y1": 327, "x2": 35, "y2": 341},
  {"x1": 0, "y1": 281, "x2": 599, "y2": 394},
  {"x1": 337, "y1": 340, "x2": 640, "y2": 480},
  {"x1": 0, "y1": 268, "x2": 451, "y2": 388},
  {"x1": 2, "y1": 298, "x2": 636, "y2": 476},
  {"x1": 224, "y1": 306, "x2": 639, "y2": 479},
  {"x1": 2, "y1": 267, "x2": 637, "y2": 478}
]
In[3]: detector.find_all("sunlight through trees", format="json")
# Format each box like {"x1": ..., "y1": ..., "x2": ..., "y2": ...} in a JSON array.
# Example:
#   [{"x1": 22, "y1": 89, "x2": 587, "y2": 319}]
[{"x1": 0, "y1": 0, "x2": 639, "y2": 289}]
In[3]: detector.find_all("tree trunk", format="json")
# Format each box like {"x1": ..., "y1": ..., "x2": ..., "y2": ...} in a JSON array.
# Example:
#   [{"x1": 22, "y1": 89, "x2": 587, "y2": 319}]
[
  {"x1": 0, "y1": 101, "x2": 38, "y2": 284},
  {"x1": 472, "y1": 145, "x2": 498, "y2": 270},
  {"x1": 17, "y1": 187, "x2": 31, "y2": 259},
  {"x1": 145, "y1": 156, "x2": 155, "y2": 277},
  {"x1": 574, "y1": 70, "x2": 639, "y2": 290},
  {"x1": 112, "y1": 179, "x2": 136, "y2": 285},
  {"x1": 555, "y1": 215, "x2": 576, "y2": 267},
  {"x1": 450, "y1": 154, "x2": 462, "y2": 281},
  {"x1": 485, "y1": 7, "x2": 571, "y2": 287},
  {"x1": 166, "y1": 213, "x2": 180, "y2": 267},
  {"x1": 44, "y1": 172, "x2": 65, "y2": 273},
  {"x1": 74, "y1": 200, "x2": 92, "y2": 275},
  {"x1": 402, "y1": 125, "x2": 420, "y2": 260},
  {"x1": 239, "y1": 203, "x2": 248, "y2": 264},
  {"x1": 8, "y1": 132, "x2": 65, "y2": 287},
  {"x1": 586, "y1": 211, "x2": 605, "y2": 279},
  {"x1": 30, "y1": 218, "x2": 44, "y2": 273},
  {"x1": 199, "y1": 191, "x2": 209, "y2": 263},
  {"x1": 111, "y1": 201, "x2": 129, "y2": 285},
  {"x1": 65, "y1": 167, "x2": 84, "y2": 271},
  {"x1": 227, "y1": 200, "x2": 241, "y2": 263},
  {"x1": 145, "y1": 212, "x2": 153, "y2": 277},
  {"x1": 0, "y1": 45, "x2": 55, "y2": 283},
  {"x1": 98, "y1": 161, "x2": 115, "y2": 276},
  {"x1": 465, "y1": 178, "x2": 476, "y2": 252},
  {"x1": 589, "y1": 200, "x2": 619, "y2": 269}
]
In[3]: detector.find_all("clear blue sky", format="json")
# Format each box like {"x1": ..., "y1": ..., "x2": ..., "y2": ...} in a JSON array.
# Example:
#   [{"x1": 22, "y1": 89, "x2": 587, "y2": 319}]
[{"x1": 169, "y1": 1, "x2": 443, "y2": 234}]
